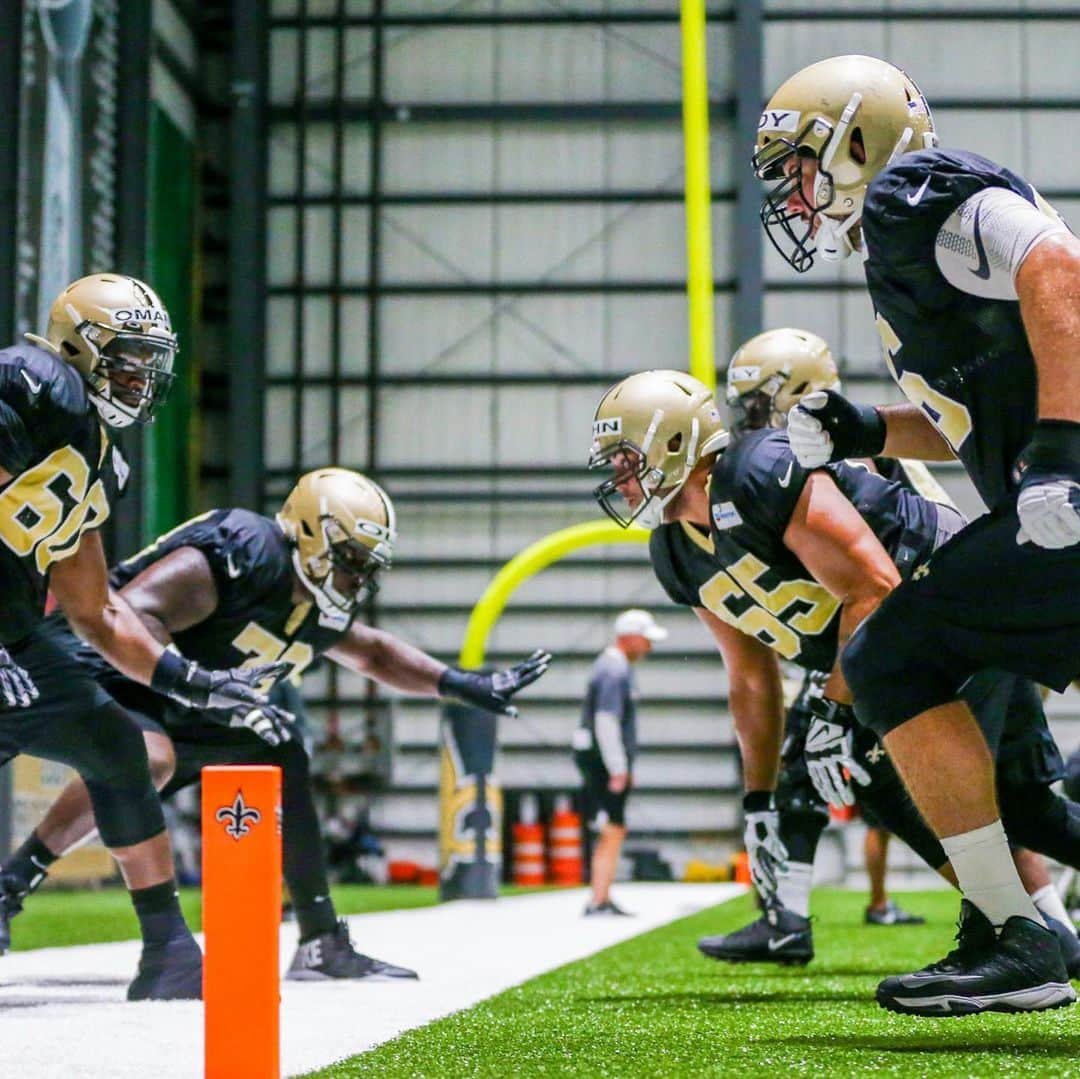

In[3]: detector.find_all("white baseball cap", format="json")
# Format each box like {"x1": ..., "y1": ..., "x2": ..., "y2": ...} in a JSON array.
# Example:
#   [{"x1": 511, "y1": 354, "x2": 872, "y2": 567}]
[{"x1": 614, "y1": 608, "x2": 668, "y2": 642}]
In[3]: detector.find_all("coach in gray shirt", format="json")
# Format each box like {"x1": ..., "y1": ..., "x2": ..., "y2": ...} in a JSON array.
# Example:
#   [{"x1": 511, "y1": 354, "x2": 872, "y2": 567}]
[{"x1": 574, "y1": 608, "x2": 667, "y2": 916}]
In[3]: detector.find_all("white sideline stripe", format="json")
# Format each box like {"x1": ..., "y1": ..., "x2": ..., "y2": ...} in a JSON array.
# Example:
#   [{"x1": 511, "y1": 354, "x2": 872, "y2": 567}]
[{"x1": 0, "y1": 882, "x2": 743, "y2": 1079}]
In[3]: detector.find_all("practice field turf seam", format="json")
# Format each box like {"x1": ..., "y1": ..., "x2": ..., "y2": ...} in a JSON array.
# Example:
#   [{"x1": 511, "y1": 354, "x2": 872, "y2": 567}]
[{"x1": 302, "y1": 889, "x2": 1080, "y2": 1079}]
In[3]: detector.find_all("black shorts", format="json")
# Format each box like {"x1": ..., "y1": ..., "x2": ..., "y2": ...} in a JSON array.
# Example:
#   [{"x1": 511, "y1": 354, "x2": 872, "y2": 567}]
[
  {"x1": 2, "y1": 622, "x2": 164, "y2": 848},
  {"x1": 575, "y1": 752, "x2": 629, "y2": 827},
  {"x1": 845, "y1": 497, "x2": 1080, "y2": 734}
]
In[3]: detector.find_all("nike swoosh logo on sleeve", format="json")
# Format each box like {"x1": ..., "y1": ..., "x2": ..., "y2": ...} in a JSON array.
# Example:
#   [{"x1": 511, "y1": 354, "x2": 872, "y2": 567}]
[
  {"x1": 969, "y1": 207, "x2": 991, "y2": 280},
  {"x1": 778, "y1": 461, "x2": 794, "y2": 488},
  {"x1": 905, "y1": 176, "x2": 931, "y2": 206},
  {"x1": 20, "y1": 369, "x2": 42, "y2": 395}
]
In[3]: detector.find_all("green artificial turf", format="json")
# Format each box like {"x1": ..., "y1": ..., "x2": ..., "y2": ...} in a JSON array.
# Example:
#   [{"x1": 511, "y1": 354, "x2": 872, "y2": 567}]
[
  {"x1": 304, "y1": 888, "x2": 1080, "y2": 1079},
  {"x1": 7, "y1": 883, "x2": 443, "y2": 951}
]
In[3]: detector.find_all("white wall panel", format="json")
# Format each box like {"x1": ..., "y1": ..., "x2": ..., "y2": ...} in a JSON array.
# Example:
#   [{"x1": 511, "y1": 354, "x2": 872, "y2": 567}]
[
  {"x1": 492, "y1": 384, "x2": 601, "y2": 464},
  {"x1": 377, "y1": 385, "x2": 496, "y2": 466},
  {"x1": 493, "y1": 204, "x2": 608, "y2": 280},
  {"x1": 380, "y1": 206, "x2": 493, "y2": 283},
  {"x1": 384, "y1": 125, "x2": 495, "y2": 192},
  {"x1": 380, "y1": 296, "x2": 497, "y2": 373},
  {"x1": 339, "y1": 387, "x2": 373, "y2": 464},
  {"x1": 384, "y1": 27, "x2": 496, "y2": 102},
  {"x1": 268, "y1": 124, "x2": 371, "y2": 197}
]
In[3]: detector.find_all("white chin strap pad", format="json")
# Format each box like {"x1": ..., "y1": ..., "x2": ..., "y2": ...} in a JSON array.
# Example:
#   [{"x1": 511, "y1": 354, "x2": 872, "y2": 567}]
[{"x1": 816, "y1": 216, "x2": 855, "y2": 263}]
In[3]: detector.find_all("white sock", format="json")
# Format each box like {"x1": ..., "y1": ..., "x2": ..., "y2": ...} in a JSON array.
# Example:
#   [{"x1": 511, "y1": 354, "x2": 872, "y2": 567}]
[
  {"x1": 774, "y1": 861, "x2": 813, "y2": 918},
  {"x1": 941, "y1": 819, "x2": 1040, "y2": 929},
  {"x1": 1032, "y1": 883, "x2": 1077, "y2": 935}
]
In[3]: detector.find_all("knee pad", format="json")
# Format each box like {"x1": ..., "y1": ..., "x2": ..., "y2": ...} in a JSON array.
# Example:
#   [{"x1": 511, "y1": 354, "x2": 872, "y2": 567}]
[
  {"x1": 81, "y1": 703, "x2": 165, "y2": 848},
  {"x1": 843, "y1": 588, "x2": 963, "y2": 739}
]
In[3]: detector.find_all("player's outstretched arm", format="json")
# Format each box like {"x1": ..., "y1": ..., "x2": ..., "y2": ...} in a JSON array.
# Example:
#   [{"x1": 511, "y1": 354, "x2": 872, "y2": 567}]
[
  {"x1": 328, "y1": 625, "x2": 551, "y2": 717},
  {"x1": 788, "y1": 390, "x2": 954, "y2": 467},
  {"x1": 694, "y1": 607, "x2": 787, "y2": 897},
  {"x1": 781, "y1": 471, "x2": 901, "y2": 704},
  {"x1": 693, "y1": 607, "x2": 783, "y2": 792}
]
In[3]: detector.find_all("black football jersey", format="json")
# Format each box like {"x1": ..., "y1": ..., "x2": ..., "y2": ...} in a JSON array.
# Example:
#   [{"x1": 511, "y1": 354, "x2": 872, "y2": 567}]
[
  {"x1": 0, "y1": 343, "x2": 129, "y2": 645},
  {"x1": 103, "y1": 508, "x2": 348, "y2": 682},
  {"x1": 649, "y1": 429, "x2": 940, "y2": 672},
  {"x1": 862, "y1": 148, "x2": 1062, "y2": 509}
]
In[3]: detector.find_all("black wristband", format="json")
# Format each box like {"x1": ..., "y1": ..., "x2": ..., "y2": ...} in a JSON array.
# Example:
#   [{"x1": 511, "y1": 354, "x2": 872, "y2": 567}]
[
  {"x1": 852, "y1": 402, "x2": 887, "y2": 458},
  {"x1": 742, "y1": 790, "x2": 773, "y2": 813},
  {"x1": 806, "y1": 695, "x2": 855, "y2": 726},
  {"x1": 437, "y1": 667, "x2": 461, "y2": 697},
  {"x1": 150, "y1": 649, "x2": 189, "y2": 693},
  {"x1": 1021, "y1": 420, "x2": 1080, "y2": 473}
]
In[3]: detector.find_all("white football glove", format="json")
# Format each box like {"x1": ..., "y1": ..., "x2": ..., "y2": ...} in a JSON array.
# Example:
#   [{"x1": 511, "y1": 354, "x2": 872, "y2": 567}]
[
  {"x1": 226, "y1": 704, "x2": 297, "y2": 747},
  {"x1": 1017, "y1": 479, "x2": 1080, "y2": 549},
  {"x1": 805, "y1": 715, "x2": 871, "y2": 808},
  {"x1": 0, "y1": 646, "x2": 37, "y2": 710},
  {"x1": 787, "y1": 391, "x2": 835, "y2": 468},
  {"x1": 743, "y1": 806, "x2": 788, "y2": 901}
]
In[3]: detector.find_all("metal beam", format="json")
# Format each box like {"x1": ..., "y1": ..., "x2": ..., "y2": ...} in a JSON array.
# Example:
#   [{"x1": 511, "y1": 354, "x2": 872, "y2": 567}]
[
  {"x1": 0, "y1": 0, "x2": 21, "y2": 343},
  {"x1": 228, "y1": 0, "x2": 268, "y2": 510},
  {"x1": 270, "y1": 9, "x2": 735, "y2": 28},
  {"x1": 114, "y1": 0, "x2": 154, "y2": 553},
  {"x1": 732, "y1": 0, "x2": 763, "y2": 352}
]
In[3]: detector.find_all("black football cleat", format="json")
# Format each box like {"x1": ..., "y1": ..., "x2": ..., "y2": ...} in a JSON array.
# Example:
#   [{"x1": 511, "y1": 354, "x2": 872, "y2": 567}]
[
  {"x1": 0, "y1": 872, "x2": 30, "y2": 955},
  {"x1": 127, "y1": 934, "x2": 203, "y2": 1001},
  {"x1": 1043, "y1": 915, "x2": 1080, "y2": 980},
  {"x1": 698, "y1": 902, "x2": 813, "y2": 966},
  {"x1": 876, "y1": 900, "x2": 1076, "y2": 1017},
  {"x1": 584, "y1": 899, "x2": 634, "y2": 918},
  {"x1": 865, "y1": 900, "x2": 925, "y2": 926},
  {"x1": 286, "y1": 920, "x2": 418, "y2": 982}
]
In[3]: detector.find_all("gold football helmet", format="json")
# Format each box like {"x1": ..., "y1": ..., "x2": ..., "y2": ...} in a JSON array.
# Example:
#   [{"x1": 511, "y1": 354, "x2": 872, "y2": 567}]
[
  {"x1": 753, "y1": 54, "x2": 937, "y2": 271},
  {"x1": 589, "y1": 370, "x2": 730, "y2": 529},
  {"x1": 25, "y1": 273, "x2": 178, "y2": 427},
  {"x1": 278, "y1": 468, "x2": 397, "y2": 629},
  {"x1": 726, "y1": 328, "x2": 840, "y2": 432}
]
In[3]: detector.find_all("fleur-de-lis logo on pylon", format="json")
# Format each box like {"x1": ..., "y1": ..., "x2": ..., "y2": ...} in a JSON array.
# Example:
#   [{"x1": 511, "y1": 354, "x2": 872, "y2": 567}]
[{"x1": 216, "y1": 789, "x2": 262, "y2": 840}]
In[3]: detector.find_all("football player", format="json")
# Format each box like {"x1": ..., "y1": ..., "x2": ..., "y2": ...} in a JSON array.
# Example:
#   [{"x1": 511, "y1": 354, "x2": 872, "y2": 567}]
[
  {"x1": 757, "y1": 54, "x2": 1080, "y2": 1014},
  {"x1": 729, "y1": 327, "x2": 929, "y2": 928},
  {"x1": 0, "y1": 467, "x2": 550, "y2": 981},
  {"x1": 0, "y1": 274, "x2": 282, "y2": 1000},
  {"x1": 588, "y1": 370, "x2": 1080, "y2": 972}
]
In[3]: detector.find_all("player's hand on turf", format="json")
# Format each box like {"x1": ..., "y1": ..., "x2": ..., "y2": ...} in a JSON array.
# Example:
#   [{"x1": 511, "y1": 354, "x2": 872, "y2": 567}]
[
  {"x1": 438, "y1": 649, "x2": 552, "y2": 717},
  {"x1": 804, "y1": 699, "x2": 871, "y2": 808},
  {"x1": 742, "y1": 795, "x2": 788, "y2": 901},
  {"x1": 787, "y1": 390, "x2": 886, "y2": 468},
  {"x1": 225, "y1": 703, "x2": 297, "y2": 746},
  {"x1": 0, "y1": 646, "x2": 38, "y2": 709}
]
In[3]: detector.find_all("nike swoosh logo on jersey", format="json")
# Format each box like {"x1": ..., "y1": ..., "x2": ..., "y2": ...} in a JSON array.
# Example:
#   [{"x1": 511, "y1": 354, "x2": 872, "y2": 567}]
[
  {"x1": 225, "y1": 553, "x2": 242, "y2": 579},
  {"x1": 20, "y1": 369, "x2": 42, "y2": 395},
  {"x1": 768, "y1": 933, "x2": 802, "y2": 951},
  {"x1": 969, "y1": 207, "x2": 991, "y2": 279},
  {"x1": 906, "y1": 175, "x2": 931, "y2": 206},
  {"x1": 778, "y1": 461, "x2": 794, "y2": 488}
]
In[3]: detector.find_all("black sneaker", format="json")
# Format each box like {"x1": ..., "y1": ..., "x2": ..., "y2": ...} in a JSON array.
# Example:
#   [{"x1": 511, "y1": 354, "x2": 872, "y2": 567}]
[
  {"x1": 698, "y1": 902, "x2": 813, "y2": 966},
  {"x1": 866, "y1": 900, "x2": 926, "y2": 926},
  {"x1": 127, "y1": 934, "x2": 203, "y2": 1001},
  {"x1": 584, "y1": 899, "x2": 633, "y2": 917},
  {"x1": 1043, "y1": 915, "x2": 1080, "y2": 979},
  {"x1": 0, "y1": 873, "x2": 26, "y2": 954},
  {"x1": 286, "y1": 920, "x2": 418, "y2": 981},
  {"x1": 876, "y1": 900, "x2": 1076, "y2": 1017}
]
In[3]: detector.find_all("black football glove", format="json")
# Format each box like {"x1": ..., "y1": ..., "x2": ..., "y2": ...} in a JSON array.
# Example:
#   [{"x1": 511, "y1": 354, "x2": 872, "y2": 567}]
[
  {"x1": 438, "y1": 648, "x2": 552, "y2": 717},
  {"x1": 218, "y1": 703, "x2": 298, "y2": 747},
  {"x1": 152, "y1": 650, "x2": 288, "y2": 712},
  {"x1": 787, "y1": 389, "x2": 887, "y2": 467},
  {"x1": 0, "y1": 645, "x2": 38, "y2": 710}
]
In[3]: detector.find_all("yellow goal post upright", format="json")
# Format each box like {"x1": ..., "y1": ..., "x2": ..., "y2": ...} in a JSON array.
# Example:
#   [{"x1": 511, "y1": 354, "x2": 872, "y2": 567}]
[
  {"x1": 436, "y1": 1, "x2": 716, "y2": 898},
  {"x1": 438, "y1": 523, "x2": 649, "y2": 900}
]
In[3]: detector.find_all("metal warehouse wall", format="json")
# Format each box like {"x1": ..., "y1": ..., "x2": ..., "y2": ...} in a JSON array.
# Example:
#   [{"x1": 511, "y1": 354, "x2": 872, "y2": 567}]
[{"x1": 261, "y1": 1, "x2": 1080, "y2": 872}]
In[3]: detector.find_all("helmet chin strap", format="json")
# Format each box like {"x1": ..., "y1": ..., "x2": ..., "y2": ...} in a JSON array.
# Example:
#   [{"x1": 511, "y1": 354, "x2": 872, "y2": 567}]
[
  {"x1": 816, "y1": 214, "x2": 860, "y2": 263},
  {"x1": 291, "y1": 549, "x2": 353, "y2": 630}
]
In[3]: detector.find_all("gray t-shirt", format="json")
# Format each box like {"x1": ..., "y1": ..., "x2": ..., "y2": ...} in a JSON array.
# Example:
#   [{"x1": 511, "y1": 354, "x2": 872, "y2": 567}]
[{"x1": 577, "y1": 646, "x2": 637, "y2": 772}]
